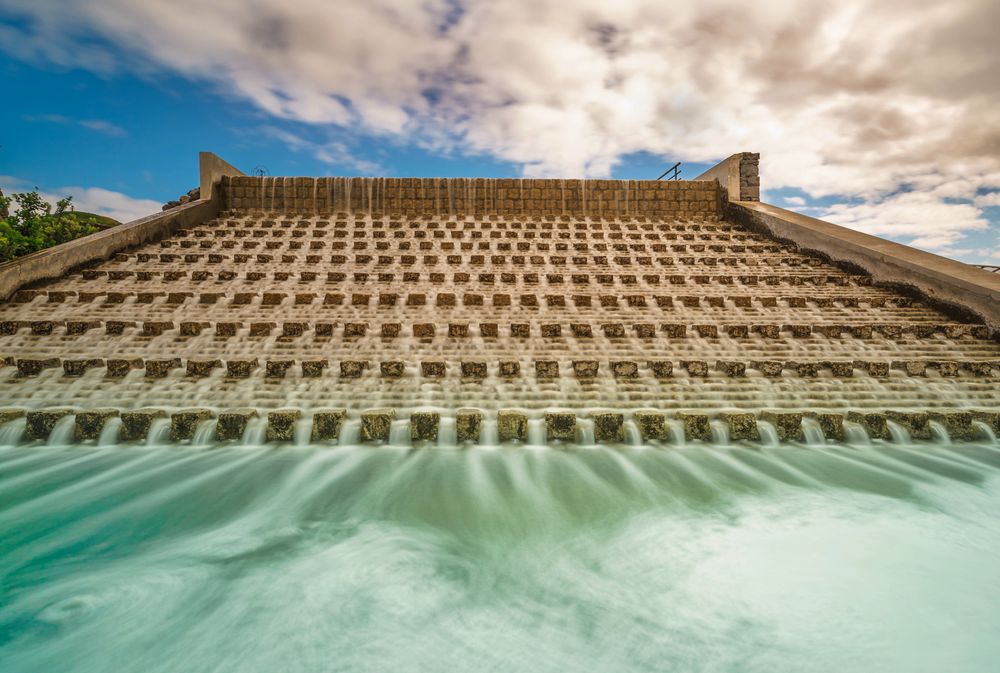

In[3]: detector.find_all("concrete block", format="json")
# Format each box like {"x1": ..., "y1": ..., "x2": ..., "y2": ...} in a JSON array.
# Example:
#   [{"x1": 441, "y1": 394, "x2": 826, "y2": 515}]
[
  {"x1": 216, "y1": 409, "x2": 258, "y2": 441},
  {"x1": 361, "y1": 408, "x2": 396, "y2": 442},
  {"x1": 311, "y1": 409, "x2": 348, "y2": 442},
  {"x1": 186, "y1": 359, "x2": 221, "y2": 377},
  {"x1": 847, "y1": 412, "x2": 889, "y2": 440},
  {"x1": 716, "y1": 361, "x2": 746, "y2": 377},
  {"x1": 461, "y1": 362, "x2": 487, "y2": 379},
  {"x1": 170, "y1": 409, "x2": 213, "y2": 442},
  {"x1": 63, "y1": 359, "x2": 103, "y2": 377},
  {"x1": 676, "y1": 413, "x2": 711, "y2": 441},
  {"x1": 301, "y1": 360, "x2": 328, "y2": 377},
  {"x1": 813, "y1": 413, "x2": 844, "y2": 441},
  {"x1": 544, "y1": 412, "x2": 576, "y2": 441},
  {"x1": 592, "y1": 413, "x2": 624, "y2": 443},
  {"x1": 760, "y1": 412, "x2": 804, "y2": 442},
  {"x1": 146, "y1": 359, "x2": 182, "y2": 378},
  {"x1": 74, "y1": 409, "x2": 119, "y2": 442},
  {"x1": 226, "y1": 359, "x2": 259, "y2": 377},
  {"x1": 885, "y1": 411, "x2": 931, "y2": 441},
  {"x1": 266, "y1": 360, "x2": 294, "y2": 378},
  {"x1": 120, "y1": 409, "x2": 166, "y2": 441},
  {"x1": 634, "y1": 411, "x2": 666, "y2": 441},
  {"x1": 26, "y1": 408, "x2": 75, "y2": 441},
  {"x1": 410, "y1": 412, "x2": 440, "y2": 442},
  {"x1": 928, "y1": 411, "x2": 973, "y2": 441},
  {"x1": 16, "y1": 358, "x2": 60, "y2": 377},
  {"x1": 573, "y1": 360, "x2": 599, "y2": 378},
  {"x1": 535, "y1": 360, "x2": 560, "y2": 378},
  {"x1": 721, "y1": 413, "x2": 759, "y2": 441},
  {"x1": 421, "y1": 361, "x2": 446, "y2": 377},
  {"x1": 499, "y1": 361, "x2": 521, "y2": 377},
  {"x1": 341, "y1": 360, "x2": 368, "y2": 378},
  {"x1": 267, "y1": 409, "x2": 301, "y2": 442},
  {"x1": 683, "y1": 360, "x2": 709, "y2": 377},
  {"x1": 456, "y1": 409, "x2": 482, "y2": 443},
  {"x1": 611, "y1": 361, "x2": 639, "y2": 378},
  {"x1": 497, "y1": 409, "x2": 528, "y2": 442}
]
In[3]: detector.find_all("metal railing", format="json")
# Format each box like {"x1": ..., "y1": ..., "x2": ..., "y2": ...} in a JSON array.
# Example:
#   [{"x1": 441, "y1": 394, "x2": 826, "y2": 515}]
[
  {"x1": 656, "y1": 162, "x2": 682, "y2": 181},
  {"x1": 975, "y1": 265, "x2": 1000, "y2": 273}
]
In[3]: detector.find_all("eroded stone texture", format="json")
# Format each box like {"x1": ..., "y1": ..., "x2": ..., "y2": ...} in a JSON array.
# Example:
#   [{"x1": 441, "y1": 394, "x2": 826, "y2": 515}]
[
  {"x1": 361, "y1": 408, "x2": 395, "y2": 442},
  {"x1": 26, "y1": 408, "x2": 73, "y2": 440},
  {"x1": 544, "y1": 412, "x2": 576, "y2": 441},
  {"x1": 120, "y1": 409, "x2": 166, "y2": 441},
  {"x1": 847, "y1": 412, "x2": 889, "y2": 440},
  {"x1": 928, "y1": 411, "x2": 974, "y2": 441},
  {"x1": 410, "y1": 412, "x2": 440, "y2": 442},
  {"x1": 885, "y1": 411, "x2": 931, "y2": 441},
  {"x1": 498, "y1": 409, "x2": 528, "y2": 442},
  {"x1": 634, "y1": 411, "x2": 666, "y2": 441},
  {"x1": 677, "y1": 413, "x2": 711, "y2": 441},
  {"x1": 170, "y1": 409, "x2": 213, "y2": 442},
  {"x1": 74, "y1": 409, "x2": 118, "y2": 441},
  {"x1": 456, "y1": 409, "x2": 482, "y2": 443},
  {"x1": 761, "y1": 412, "x2": 804, "y2": 442},
  {"x1": 217, "y1": 409, "x2": 258, "y2": 441},
  {"x1": 311, "y1": 409, "x2": 347, "y2": 442},
  {"x1": 592, "y1": 412, "x2": 624, "y2": 443},
  {"x1": 721, "y1": 413, "x2": 759, "y2": 441},
  {"x1": 267, "y1": 409, "x2": 301, "y2": 442}
]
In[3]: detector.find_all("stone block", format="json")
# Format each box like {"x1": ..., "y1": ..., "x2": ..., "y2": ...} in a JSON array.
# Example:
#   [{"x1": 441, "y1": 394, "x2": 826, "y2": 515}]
[
  {"x1": 216, "y1": 322, "x2": 240, "y2": 337},
  {"x1": 499, "y1": 361, "x2": 521, "y2": 378},
  {"x1": 63, "y1": 359, "x2": 103, "y2": 377},
  {"x1": 266, "y1": 409, "x2": 301, "y2": 442},
  {"x1": 226, "y1": 359, "x2": 259, "y2": 377},
  {"x1": 341, "y1": 360, "x2": 369, "y2": 378},
  {"x1": 695, "y1": 325, "x2": 718, "y2": 338},
  {"x1": 752, "y1": 360, "x2": 784, "y2": 377},
  {"x1": 683, "y1": 360, "x2": 709, "y2": 377},
  {"x1": 142, "y1": 321, "x2": 174, "y2": 336},
  {"x1": 456, "y1": 409, "x2": 482, "y2": 443},
  {"x1": 216, "y1": 409, "x2": 258, "y2": 441},
  {"x1": 867, "y1": 361, "x2": 890, "y2": 377},
  {"x1": 16, "y1": 358, "x2": 60, "y2": 377},
  {"x1": 74, "y1": 409, "x2": 119, "y2": 442},
  {"x1": 145, "y1": 359, "x2": 181, "y2": 378},
  {"x1": 186, "y1": 359, "x2": 221, "y2": 377},
  {"x1": 541, "y1": 323, "x2": 561, "y2": 338},
  {"x1": 592, "y1": 413, "x2": 624, "y2": 443},
  {"x1": 648, "y1": 360, "x2": 673, "y2": 379},
  {"x1": 170, "y1": 409, "x2": 213, "y2": 442},
  {"x1": 380, "y1": 361, "x2": 405, "y2": 378},
  {"x1": 573, "y1": 360, "x2": 599, "y2": 378},
  {"x1": 311, "y1": 409, "x2": 348, "y2": 442},
  {"x1": 760, "y1": 412, "x2": 804, "y2": 442},
  {"x1": 66, "y1": 320, "x2": 101, "y2": 335},
  {"x1": 634, "y1": 411, "x2": 666, "y2": 441},
  {"x1": 361, "y1": 408, "x2": 396, "y2": 442},
  {"x1": 410, "y1": 412, "x2": 440, "y2": 442},
  {"x1": 611, "y1": 361, "x2": 639, "y2": 378},
  {"x1": 755, "y1": 324, "x2": 780, "y2": 339},
  {"x1": 105, "y1": 359, "x2": 135, "y2": 378},
  {"x1": 571, "y1": 323, "x2": 593, "y2": 338},
  {"x1": 716, "y1": 361, "x2": 746, "y2": 377},
  {"x1": 26, "y1": 408, "x2": 75, "y2": 441},
  {"x1": 544, "y1": 412, "x2": 576, "y2": 441},
  {"x1": 497, "y1": 409, "x2": 528, "y2": 442},
  {"x1": 461, "y1": 361, "x2": 487, "y2": 379},
  {"x1": 302, "y1": 360, "x2": 328, "y2": 377},
  {"x1": 812, "y1": 413, "x2": 844, "y2": 441},
  {"x1": 971, "y1": 411, "x2": 1000, "y2": 434},
  {"x1": 885, "y1": 411, "x2": 931, "y2": 441},
  {"x1": 936, "y1": 361, "x2": 960, "y2": 377},
  {"x1": 829, "y1": 362, "x2": 854, "y2": 377},
  {"x1": 893, "y1": 360, "x2": 927, "y2": 377},
  {"x1": 928, "y1": 411, "x2": 974, "y2": 441},
  {"x1": 661, "y1": 324, "x2": 686, "y2": 338},
  {"x1": 676, "y1": 413, "x2": 711, "y2": 441},
  {"x1": 381, "y1": 323, "x2": 401, "y2": 338},
  {"x1": 535, "y1": 360, "x2": 560, "y2": 378},
  {"x1": 847, "y1": 412, "x2": 889, "y2": 440},
  {"x1": 266, "y1": 360, "x2": 294, "y2": 378},
  {"x1": 282, "y1": 322, "x2": 308, "y2": 337},
  {"x1": 511, "y1": 323, "x2": 530, "y2": 337},
  {"x1": 634, "y1": 323, "x2": 656, "y2": 339},
  {"x1": 413, "y1": 323, "x2": 436, "y2": 338},
  {"x1": 421, "y1": 361, "x2": 446, "y2": 377},
  {"x1": 721, "y1": 413, "x2": 759, "y2": 441}
]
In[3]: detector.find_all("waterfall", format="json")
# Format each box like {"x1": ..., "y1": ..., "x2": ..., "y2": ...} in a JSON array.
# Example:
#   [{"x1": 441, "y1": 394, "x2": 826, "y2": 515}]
[
  {"x1": 437, "y1": 416, "x2": 457, "y2": 449},
  {"x1": 801, "y1": 417, "x2": 826, "y2": 447},
  {"x1": 709, "y1": 420, "x2": 730, "y2": 446},
  {"x1": 241, "y1": 417, "x2": 267, "y2": 447},
  {"x1": 389, "y1": 420, "x2": 411, "y2": 447},
  {"x1": 843, "y1": 421, "x2": 871, "y2": 446},
  {"x1": 575, "y1": 418, "x2": 596, "y2": 446},
  {"x1": 98, "y1": 417, "x2": 122, "y2": 447},
  {"x1": 338, "y1": 419, "x2": 361, "y2": 445},
  {"x1": 146, "y1": 418, "x2": 171, "y2": 447},
  {"x1": 624, "y1": 420, "x2": 643, "y2": 447},
  {"x1": 192, "y1": 420, "x2": 217, "y2": 448},
  {"x1": 972, "y1": 420, "x2": 998, "y2": 444},
  {"x1": 886, "y1": 420, "x2": 911, "y2": 445},
  {"x1": 755, "y1": 420, "x2": 780, "y2": 447},
  {"x1": 665, "y1": 419, "x2": 686, "y2": 447},
  {"x1": 293, "y1": 416, "x2": 313, "y2": 448},
  {"x1": 527, "y1": 418, "x2": 546, "y2": 447},
  {"x1": 480, "y1": 419, "x2": 499, "y2": 447},
  {"x1": 46, "y1": 415, "x2": 76, "y2": 447},
  {"x1": 929, "y1": 421, "x2": 950, "y2": 444},
  {"x1": 0, "y1": 418, "x2": 27, "y2": 447}
]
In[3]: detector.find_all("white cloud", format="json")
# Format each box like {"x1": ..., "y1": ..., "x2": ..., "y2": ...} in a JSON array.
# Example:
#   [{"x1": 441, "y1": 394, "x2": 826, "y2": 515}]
[
  {"x1": 974, "y1": 192, "x2": 1000, "y2": 207},
  {"x1": 2, "y1": 0, "x2": 999, "y2": 254},
  {"x1": 783, "y1": 196, "x2": 806, "y2": 206},
  {"x1": 23, "y1": 113, "x2": 128, "y2": 136},
  {"x1": 260, "y1": 127, "x2": 381, "y2": 174},
  {"x1": 0, "y1": 178, "x2": 160, "y2": 223}
]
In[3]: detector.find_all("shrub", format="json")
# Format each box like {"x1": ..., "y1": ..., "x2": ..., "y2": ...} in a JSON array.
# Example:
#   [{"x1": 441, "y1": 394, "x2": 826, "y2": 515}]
[{"x1": 0, "y1": 189, "x2": 117, "y2": 262}]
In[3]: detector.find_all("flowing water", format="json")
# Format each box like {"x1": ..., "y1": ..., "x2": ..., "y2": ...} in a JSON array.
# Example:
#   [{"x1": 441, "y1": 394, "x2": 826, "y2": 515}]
[{"x1": 2, "y1": 438, "x2": 1000, "y2": 672}]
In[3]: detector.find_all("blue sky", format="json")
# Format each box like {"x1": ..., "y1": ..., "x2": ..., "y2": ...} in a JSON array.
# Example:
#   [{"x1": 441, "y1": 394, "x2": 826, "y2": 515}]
[{"x1": 2, "y1": 0, "x2": 999, "y2": 264}]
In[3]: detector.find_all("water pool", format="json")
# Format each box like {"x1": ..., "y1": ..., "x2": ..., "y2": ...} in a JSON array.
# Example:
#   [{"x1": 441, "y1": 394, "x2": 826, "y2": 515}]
[{"x1": 3, "y1": 441, "x2": 1000, "y2": 672}]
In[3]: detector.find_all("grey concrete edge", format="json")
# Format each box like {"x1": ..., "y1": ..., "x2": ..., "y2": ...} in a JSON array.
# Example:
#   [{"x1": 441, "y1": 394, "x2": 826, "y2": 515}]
[{"x1": 727, "y1": 200, "x2": 1000, "y2": 333}]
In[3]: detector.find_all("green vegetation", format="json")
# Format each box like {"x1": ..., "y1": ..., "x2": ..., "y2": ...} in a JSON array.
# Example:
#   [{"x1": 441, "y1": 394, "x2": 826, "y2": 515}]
[{"x1": 0, "y1": 189, "x2": 120, "y2": 262}]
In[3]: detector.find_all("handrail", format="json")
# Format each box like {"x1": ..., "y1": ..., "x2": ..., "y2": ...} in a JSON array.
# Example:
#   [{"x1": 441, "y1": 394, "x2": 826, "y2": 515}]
[{"x1": 656, "y1": 162, "x2": 682, "y2": 181}]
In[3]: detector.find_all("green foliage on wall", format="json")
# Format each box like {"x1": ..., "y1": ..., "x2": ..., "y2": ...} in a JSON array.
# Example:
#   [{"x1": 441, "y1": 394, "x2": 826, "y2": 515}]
[{"x1": 0, "y1": 189, "x2": 119, "y2": 262}]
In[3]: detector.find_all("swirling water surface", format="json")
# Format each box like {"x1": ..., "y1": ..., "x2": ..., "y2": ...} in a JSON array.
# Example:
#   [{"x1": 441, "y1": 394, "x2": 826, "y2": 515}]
[{"x1": 2, "y1": 440, "x2": 1000, "y2": 673}]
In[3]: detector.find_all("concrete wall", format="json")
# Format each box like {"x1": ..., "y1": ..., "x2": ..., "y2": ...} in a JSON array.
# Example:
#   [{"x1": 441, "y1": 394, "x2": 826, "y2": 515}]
[
  {"x1": 0, "y1": 199, "x2": 219, "y2": 301},
  {"x1": 220, "y1": 176, "x2": 721, "y2": 219},
  {"x1": 200, "y1": 152, "x2": 245, "y2": 200},
  {"x1": 693, "y1": 153, "x2": 760, "y2": 202},
  {"x1": 728, "y1": 201, "x2": 1000, "y2": 332}
]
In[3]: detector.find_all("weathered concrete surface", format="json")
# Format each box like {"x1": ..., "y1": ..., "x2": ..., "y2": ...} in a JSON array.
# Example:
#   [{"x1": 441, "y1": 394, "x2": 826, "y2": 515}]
[
  {"x1": 267, "y1": 409, "x2": 301, "y2": 442},
  {"x1": 74, "y1": 409, "x2": 118, "y2": 441},
  {"x1": 456, "y1": 409, "x2": 482, "y2": 443},
  {"x1": 170, "y1": 409, "x2": 213, "y2": 442},
  {"x1": 121, "y1": 409, "x2": 166, "y2": 441},
  {"x1": 311, "y1": 409, "x2": 347, "y2": 442},
  {"x1": 216, "y1": 409, "x2": 258, "y2": 441},
  {"x1": 693, "y1": 152, "x2": 760, "y2": 202},
  {"x1": 410, "y1": 411, "x2": 440, "y2": 442},
  {"x1": 25, "y1": 408, "x2": 73, "y2": 441},
  {"x1": 200, "y1": 151, "x2": 245, "y2": 200},
  {"x1": 727, "y1": 201, "x2": 1000, "y2": 333},
  {"x1": 361, "y1": 408, "x2": 395, "y2": 442}
]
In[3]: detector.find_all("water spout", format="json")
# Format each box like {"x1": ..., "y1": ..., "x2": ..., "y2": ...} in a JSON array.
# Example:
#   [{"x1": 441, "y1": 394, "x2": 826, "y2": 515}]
[
  {"x1": 146, "y1": 418, "x2": 171, "y2": 447},
  {"x1": 972, "y1": 421, "x2": 998, "y2": 444},
  {"x1": 192, "y1": 420, "x2": 217, "y2": 448},
  {"x1": 755, "y1": 420, "x2": 780, "y2": 448},
  {"x1": 886, "y1": 420, "x2": 911, "y2": 445},
  {"x1": 624, "y1": 420, "x2": 643, "y2": 447},
  {"x1": 801, "y1": 418, "x2": 826, "y2": 447},
  {"x1": 527, "y1": 418, "x2": 546, "y2": 447},
  {"x1": 843, "y1": 421, "x2": 871, "y2": 447},
  {"x1": 437, "y1": 416, "x2": 457, "y2": 449},
  {"x1": 388, "y1": 420, "x2": 411, "y2": 447},
  {"x1": 98, "y1": 417, "x2": 122, "y2": 447},
  {"x1": 665, "y1": 419, "x2": 686, "y2": 447},
  {"x1": 709, "y1": 419, "x2": 730, "y2": 446},
  {"x1": 0, "y1": 418, "x2": 26, "y2": 447},
  {"x1": 338, "y1": 419, "x2": 361, "y2": 445},
  {"x1": 46, "y1": 415, "x2": 76, "y2": 447},
  {"x1": 929, "y1": 421, "x2": 950, "y2": 444},
  {"x1": 576, "y1": 418, "x2": 595, "y2": 446},
  {"x1": 241, "y1": 417, "x2": 268, "y2": 447},
  {"x1": 293, "y1": 416, "x2": 313, "y2": 448}
]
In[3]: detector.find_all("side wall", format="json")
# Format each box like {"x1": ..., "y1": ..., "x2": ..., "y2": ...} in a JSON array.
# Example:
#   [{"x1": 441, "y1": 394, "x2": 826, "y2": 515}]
[
  {"x1": 220, "y1": 176, "x2": 721, "y2": 219},
  {"x1": 693, "y1": 152, "x2": 760, "y2": 202},
  {"x1": 729, "y1": 201, "x2": 1000, "y2": 332},
  {"x1": 0, "y1": 199, "x2": 219, "y2": 300}
]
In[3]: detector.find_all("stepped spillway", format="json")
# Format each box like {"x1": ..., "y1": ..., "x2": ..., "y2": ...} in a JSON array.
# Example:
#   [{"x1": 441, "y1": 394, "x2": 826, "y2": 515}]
[{"x1": 0, "y1": 168, "x2": 998, "y2": 446}]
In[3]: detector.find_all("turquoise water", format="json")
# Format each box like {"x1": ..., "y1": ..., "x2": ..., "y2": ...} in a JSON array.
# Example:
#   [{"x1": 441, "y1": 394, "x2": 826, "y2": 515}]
[{"x1": 3, "y1": 440, "x2": 1000, "y2": 672}]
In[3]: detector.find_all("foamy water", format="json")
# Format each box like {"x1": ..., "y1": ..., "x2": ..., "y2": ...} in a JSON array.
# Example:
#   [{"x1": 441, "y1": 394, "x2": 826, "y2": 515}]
[{"x1": 2, "y1": 441, "x2": 1000, "y2": 672}]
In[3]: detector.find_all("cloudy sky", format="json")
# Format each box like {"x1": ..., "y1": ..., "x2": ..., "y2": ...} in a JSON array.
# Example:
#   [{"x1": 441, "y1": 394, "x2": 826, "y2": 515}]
[{"x1": 1, "y1": 0, "x2": 998, "y2": 263}]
